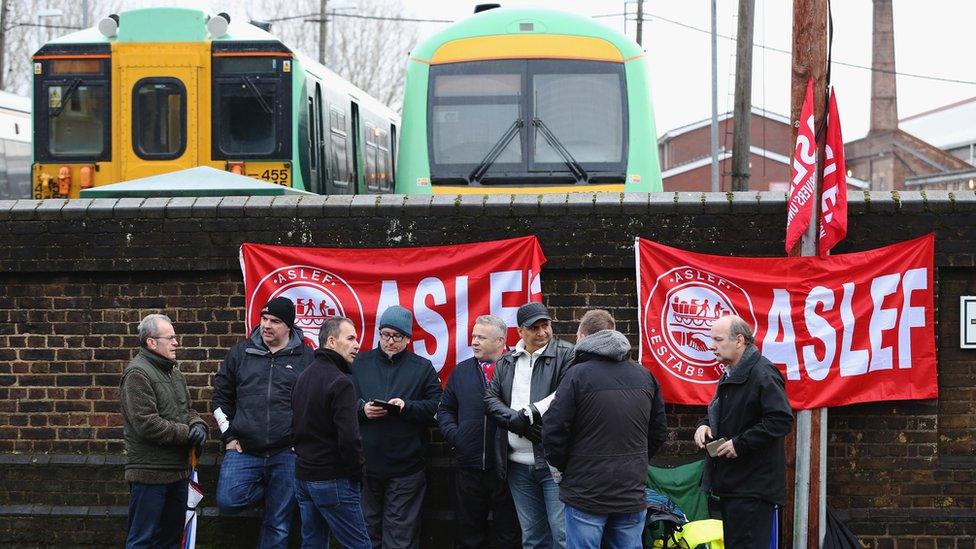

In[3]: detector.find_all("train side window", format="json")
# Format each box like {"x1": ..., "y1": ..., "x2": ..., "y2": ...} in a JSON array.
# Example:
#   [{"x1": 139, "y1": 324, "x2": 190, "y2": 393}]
[
  {"x1": 329, "y1": 105, "x2": 350, "y2": 186},
  {"x1": 48, "y1": 82, "x2": 108, "y2": 156},
  {"x1": 364, "y1": 122, "x2": 379, "y2": 191},
  {"x1": 374, "y1": 127, "x2": 392, "y2": 192},
  {"x1": 133, "y1": 78, "x2": 186, "y2": 159}
]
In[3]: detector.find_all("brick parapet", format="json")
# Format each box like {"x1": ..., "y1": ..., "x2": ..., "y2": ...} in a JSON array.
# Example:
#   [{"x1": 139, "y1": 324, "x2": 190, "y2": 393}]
[{"x1": 2, "y1": 190, "x2": 975, "y2": 546}]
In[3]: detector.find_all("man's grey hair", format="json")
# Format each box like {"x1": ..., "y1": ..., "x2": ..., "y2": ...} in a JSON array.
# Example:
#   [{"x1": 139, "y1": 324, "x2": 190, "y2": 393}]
[
  {"x1": 137, "y1": 314, "x2": 172, "y2": 347},
  {"x1": 319, "y1": 316, "x2": 353, "y2": 347},
  {"x1": 474, "y1": 314, "x2": 507, "y2": 339},
  {"x1": 728, "y1": 316, "x2": 755, "y2": 346}
]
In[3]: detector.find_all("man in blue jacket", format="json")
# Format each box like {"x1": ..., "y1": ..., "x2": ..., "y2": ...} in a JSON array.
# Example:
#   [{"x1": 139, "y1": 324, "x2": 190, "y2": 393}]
[
  {"x1": 212, "y1": 297, "x2": 314, "y2": 548},
  {"x1": 438, "y1": 315, "x2": 520, "y2": 549},
  {"x1": 353, "y1": 305, "x2": 443, "y2": 549}
]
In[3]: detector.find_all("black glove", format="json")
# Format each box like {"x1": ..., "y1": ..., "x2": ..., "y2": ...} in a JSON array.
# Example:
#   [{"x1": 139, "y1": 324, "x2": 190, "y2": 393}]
[
  {"x1": 525, "y1": 422, "x2": 542, "y2": 445},
  {"x1": 509, "y1": 410, "x2": 531, "y2": 436},
  {"x1": 529, "y1": 403, "x2": 543, "y2": 425},
  {"x1": 187, "y1": 423, "x2": 208, "y2": 451}
]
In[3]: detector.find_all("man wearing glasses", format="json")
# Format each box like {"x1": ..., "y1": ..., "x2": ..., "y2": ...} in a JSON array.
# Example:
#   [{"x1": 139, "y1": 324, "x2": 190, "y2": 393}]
[
  {"x1": 212, "y1": 297, "x2": 314, "y2": 548},
  {"x1": 121, "y1": 314, "x2": 208, "y2": 548},
  {"x1": 351, "y1": 305, "x2": 443, "y2": 549}
]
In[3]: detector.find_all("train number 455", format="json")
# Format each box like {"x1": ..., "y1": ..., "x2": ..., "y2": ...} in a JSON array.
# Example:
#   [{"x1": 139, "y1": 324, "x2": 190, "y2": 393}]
[{"x1": 261, "y1": 169, "x2": 289, "y2": 185}]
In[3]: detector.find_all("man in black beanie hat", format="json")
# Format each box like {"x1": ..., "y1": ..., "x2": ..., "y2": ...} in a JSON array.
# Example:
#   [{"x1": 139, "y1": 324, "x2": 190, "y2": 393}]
[
  {"x1": 212, "y1": 296, "x2": 314, "y2": 548},
  {"x1": 351, "y1": 305, "x2": 442, "y2": 549}
]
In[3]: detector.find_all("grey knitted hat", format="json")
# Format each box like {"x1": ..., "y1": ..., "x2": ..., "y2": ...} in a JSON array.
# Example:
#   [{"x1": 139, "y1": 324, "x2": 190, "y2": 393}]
[{"x1": 378, "y1": 305, "x2": 412, "y2": 337}]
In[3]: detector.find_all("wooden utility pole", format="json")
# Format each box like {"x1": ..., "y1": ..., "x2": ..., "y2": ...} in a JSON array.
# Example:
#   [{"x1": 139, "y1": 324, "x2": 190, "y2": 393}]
[
  {"x1": 786, "y1": 0, "x2": 828, "y2": 547},
  {"x1": 730, "y1": 0, "x2": 755, "y2": 191},
  {"x1": 318, "y1": 0, "x2": 329, "y2": 65},
  {"x1": 0, "y1": 0, "x2": 8, "y2": 90}
]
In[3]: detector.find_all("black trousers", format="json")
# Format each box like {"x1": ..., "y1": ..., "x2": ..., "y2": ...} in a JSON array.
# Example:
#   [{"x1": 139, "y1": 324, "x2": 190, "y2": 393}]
[
  {"x1": 720, "y1": 497, "x2": 776, "y2": 549},
  {"x1": 454, "y1": 468, "x2": 521, "y2": 549},
  {"x1": 362, "y1": 470, "x2": 426, "y2": 549}
]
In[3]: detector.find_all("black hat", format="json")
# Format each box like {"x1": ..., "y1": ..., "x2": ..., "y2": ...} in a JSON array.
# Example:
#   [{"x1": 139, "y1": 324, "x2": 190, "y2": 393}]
[
  {"x1": 517, "y1": 302, "x2": 551, "y2": 328},
  {"x1": 261, "y1": 297, "x2": 296, "y2": 329}
]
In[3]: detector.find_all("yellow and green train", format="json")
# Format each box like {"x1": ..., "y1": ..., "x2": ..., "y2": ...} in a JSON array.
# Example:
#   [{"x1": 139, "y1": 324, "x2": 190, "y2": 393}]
[
  {"x1": 395, "y1": 5, "x2": 662, "y2": 194},
  {"x1": 31, "y1": 7, "x2": 398, "y2": 198}
]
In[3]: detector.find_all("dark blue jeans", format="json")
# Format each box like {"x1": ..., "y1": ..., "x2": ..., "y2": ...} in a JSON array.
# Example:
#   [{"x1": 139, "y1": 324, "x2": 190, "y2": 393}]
[
  {"x1": 216, "y1": 449, "x2": 296, "y2": 548},
  {"x1": 126, "y1": 480, "x2": 188, "y2": 549},
  {"x1": 295, "y1": 477, "x2": 371, "y2": 549},
  {"x1": 564, "y1": 505, "x2": 646, "y2": 549}
]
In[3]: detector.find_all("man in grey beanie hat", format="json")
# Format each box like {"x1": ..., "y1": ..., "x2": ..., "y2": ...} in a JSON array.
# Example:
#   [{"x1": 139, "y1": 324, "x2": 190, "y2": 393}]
[
  {"x1": 377, "y1": 305, "x2": 412, "y2": 339},
  {"x1": 351, "y1": 305, "x2": 442, "y2": 548}
]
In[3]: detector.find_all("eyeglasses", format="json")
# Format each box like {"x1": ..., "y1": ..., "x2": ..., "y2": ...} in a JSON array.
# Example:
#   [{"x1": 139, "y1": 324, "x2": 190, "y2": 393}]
[
  {"x1": 379, "y1": 332, "x2": 405, "y2": 343},
  {"x1": 151, "y1": 335, "x2": 178, "y2": 343}
]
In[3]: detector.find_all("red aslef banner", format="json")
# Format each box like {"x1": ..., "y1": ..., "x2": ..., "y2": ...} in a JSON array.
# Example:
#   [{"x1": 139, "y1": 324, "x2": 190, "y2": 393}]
[
  {"x1": 637, "y1": 235, "x2": 936, "y2": 409},
  {"x1": 240, "y1": 236, "x2": 546, "y2": 383}
]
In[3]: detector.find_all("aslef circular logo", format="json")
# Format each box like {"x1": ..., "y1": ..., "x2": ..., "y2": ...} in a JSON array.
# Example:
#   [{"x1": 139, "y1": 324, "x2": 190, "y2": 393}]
[
  {"x1": 248, "y1": 265, "x2": 365, "y2": 348},
  {"x1": 642, "y1": 266, "x2": 755, "y2": 384}
]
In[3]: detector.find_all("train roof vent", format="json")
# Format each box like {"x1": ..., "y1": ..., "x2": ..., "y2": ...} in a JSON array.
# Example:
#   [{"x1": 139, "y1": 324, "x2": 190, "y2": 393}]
[{"x1": 474, "y1": 4, "x2": 501, "y2": 13}]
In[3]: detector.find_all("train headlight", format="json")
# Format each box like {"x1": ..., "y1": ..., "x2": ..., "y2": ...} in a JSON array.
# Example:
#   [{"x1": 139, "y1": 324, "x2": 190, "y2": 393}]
[
  {"x1": 98, "y1": 14, "x2": 119, "y2": 38},
  {"x1": 207, "y1": 13, "x2": 230, "y2": 38}
]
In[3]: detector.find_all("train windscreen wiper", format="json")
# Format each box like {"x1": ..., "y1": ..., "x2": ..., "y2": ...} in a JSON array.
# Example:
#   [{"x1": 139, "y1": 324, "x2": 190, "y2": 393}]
[
  {"x1": 468, "y1": 118, "x2": 524, "y2": 184},
  {"x1": 50, "y1": 79, "x2": 82, "y2": 118},
  {"x1": 242, "y1": 76, "x2": 273, "y2": 114},
  {"x1": 532, "y1": 117, "x2": 588, "y2": 183}
]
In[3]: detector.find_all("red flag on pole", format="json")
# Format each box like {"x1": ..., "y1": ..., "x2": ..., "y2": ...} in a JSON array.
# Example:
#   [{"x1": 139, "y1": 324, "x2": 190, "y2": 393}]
[
  {"x1": 785, "y1": 78, "x2": 818, "y2": 253},
  {"x1": 818, "y1": 88, "x2": 847, "y2": 256}
]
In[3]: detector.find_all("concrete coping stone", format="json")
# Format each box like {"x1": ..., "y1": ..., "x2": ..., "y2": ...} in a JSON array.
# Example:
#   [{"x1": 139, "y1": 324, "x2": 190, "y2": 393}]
[{"x1": 0, "y1": 191, "x2": 961, "y2": 221}]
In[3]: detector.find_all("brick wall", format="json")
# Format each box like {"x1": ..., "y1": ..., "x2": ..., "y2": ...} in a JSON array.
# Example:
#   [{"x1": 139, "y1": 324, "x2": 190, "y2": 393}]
[{"x1": 1, "y1": 191, "x2": 975, "y2": 546}]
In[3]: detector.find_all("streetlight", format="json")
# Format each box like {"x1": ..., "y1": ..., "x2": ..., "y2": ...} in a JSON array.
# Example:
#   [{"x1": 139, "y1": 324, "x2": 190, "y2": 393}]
[{"x1": 32, "y1": 8, "x2": 64, "y2": 56}]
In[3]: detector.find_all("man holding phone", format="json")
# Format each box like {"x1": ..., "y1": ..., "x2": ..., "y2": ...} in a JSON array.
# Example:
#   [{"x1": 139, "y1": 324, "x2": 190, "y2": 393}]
[
  {"x1": 693, "y1": 315, "x2": 793, "y2": 548},
  {"x1": 352, "y1": 305, "x2": 442, "y2": 549}
]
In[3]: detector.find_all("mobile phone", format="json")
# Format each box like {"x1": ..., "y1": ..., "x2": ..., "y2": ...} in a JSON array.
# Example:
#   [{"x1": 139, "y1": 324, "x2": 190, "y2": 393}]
[
  {"x1": 370, "y1": 399, "x2": 401, "y2": 414},
  {"x1": 705, "y1": 437, "x2": 728, "y2": 457}
]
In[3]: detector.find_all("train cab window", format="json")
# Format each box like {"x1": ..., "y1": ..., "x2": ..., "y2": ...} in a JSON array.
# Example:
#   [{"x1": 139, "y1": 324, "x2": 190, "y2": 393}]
[
  {"x1": 532, "y1": 71, "x2": 624, "y2": 164},
  {"x1": 48, "y1": 83, "x2": 107, "y2": 156},
  {"x1": 428, "y1": 59, "x2": 627, "y2": 183},
  {"x1": 133, "y1": 78, "x2": 186, "y2": 159},
  {"x1": 216, "y1": 79, "x2": 276, "y2": 155},
  {"x1": 430, "y1": 68, "x2": 523, "y2": 166},
  {"x1": 33, "y1": 46, "x2": 111, "y2": 163},
  {"x1": 212, "y1": 53, "x2": 291, "y2": 159}
]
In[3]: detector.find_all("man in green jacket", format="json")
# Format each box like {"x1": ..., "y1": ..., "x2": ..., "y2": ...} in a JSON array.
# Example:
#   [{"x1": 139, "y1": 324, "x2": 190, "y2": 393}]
[{"x1": 121, "y1": 313, "x2": 208, "y2": 549}]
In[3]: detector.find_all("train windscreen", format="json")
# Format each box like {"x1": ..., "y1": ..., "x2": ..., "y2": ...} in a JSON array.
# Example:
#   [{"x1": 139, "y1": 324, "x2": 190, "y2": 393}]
[
  {"x1": 212, "y1": 54, "x2": 290, "y2": 159},
  {"x1": 33, "y1": 48, "x2": 111, "y2": 163},
  {"x1": 428, "y1": 59, "x2": 627, "y2": 184}
]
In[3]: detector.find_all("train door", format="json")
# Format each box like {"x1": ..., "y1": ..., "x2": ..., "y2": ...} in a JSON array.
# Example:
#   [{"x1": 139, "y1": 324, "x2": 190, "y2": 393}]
[
  {"x1": 119, "y1": 62, "x2": 199, "y2": 181},
  {"x1": 304, "y1": 91, "x2": 319, "y2": 193},
  {"x1": 314, "y1": 84, "x2": 326, "y2": 193},
  {"x1": 350, "y1": 101, "x2": 362, "y2": 194}
]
